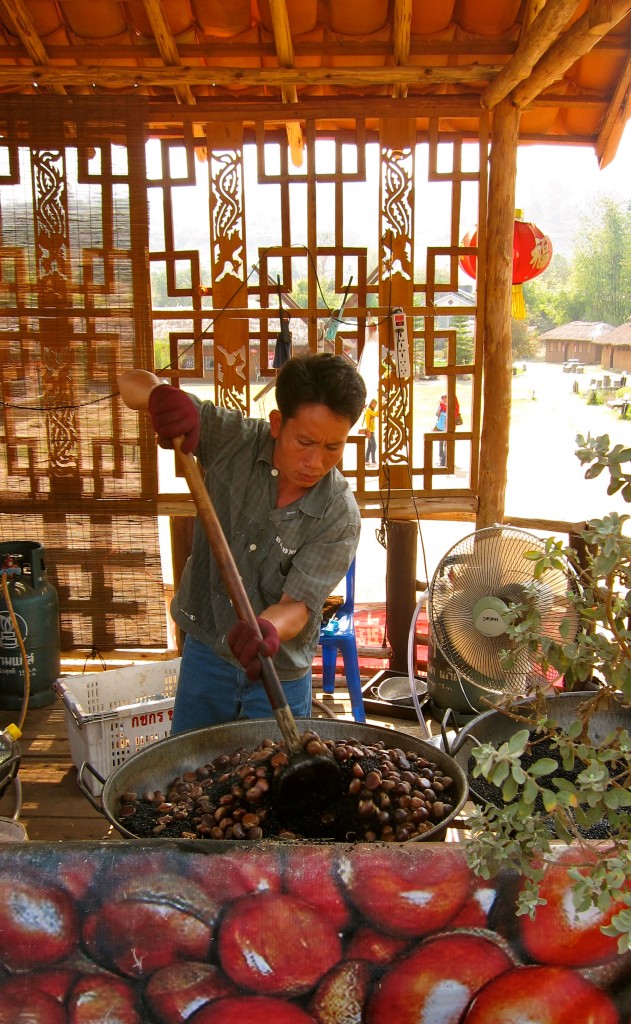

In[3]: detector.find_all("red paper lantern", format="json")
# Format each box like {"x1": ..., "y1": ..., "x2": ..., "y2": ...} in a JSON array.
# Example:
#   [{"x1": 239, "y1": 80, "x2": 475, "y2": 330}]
[{"x1": 459, "y1": 212, "x2": 553, "y2": 319}]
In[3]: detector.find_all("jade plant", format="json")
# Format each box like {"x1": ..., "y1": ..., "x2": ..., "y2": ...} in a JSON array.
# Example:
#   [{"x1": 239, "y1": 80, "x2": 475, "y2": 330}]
[{"x1": 465, "y1": 433, "x2": 631, "y2": 950}]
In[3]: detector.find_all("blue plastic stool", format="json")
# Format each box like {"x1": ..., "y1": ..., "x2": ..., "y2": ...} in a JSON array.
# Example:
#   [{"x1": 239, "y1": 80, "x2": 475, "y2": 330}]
[{"x1": 319, "y1": 559, "x2": 366, "y2": 723}]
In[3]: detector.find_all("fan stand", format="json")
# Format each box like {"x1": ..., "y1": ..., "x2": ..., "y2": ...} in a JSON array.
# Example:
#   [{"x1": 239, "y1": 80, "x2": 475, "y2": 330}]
[
  {"x1": 408, "y1": 592, "x2": 492, "y2": 731},
  {"x1": 407, "y1": 592, "x2": 432, "y2": 739},
  {"x1": 427, "y1": 699, "x2": 479, "y2": 728}
]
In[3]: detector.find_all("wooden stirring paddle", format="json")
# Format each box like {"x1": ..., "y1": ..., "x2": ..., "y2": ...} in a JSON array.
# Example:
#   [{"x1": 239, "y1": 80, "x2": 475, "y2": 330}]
[{"x1": 172, "y1": 436, "x2": 342, "y2": 824}]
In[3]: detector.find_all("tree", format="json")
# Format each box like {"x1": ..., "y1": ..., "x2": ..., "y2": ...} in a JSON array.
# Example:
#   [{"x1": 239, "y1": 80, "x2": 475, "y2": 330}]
[
  {"x1": 510, "y1": 319, "x2": 539, "y2": 360},
  {"x1": 570, "y1": 196, "x2": 631, "y2": 325},
  {"x1": 451, "y1": 314, "x2": 475, "y2": 365},
  {"x1": 522, "y1": 254, "x2": 578, "y2": 332}
]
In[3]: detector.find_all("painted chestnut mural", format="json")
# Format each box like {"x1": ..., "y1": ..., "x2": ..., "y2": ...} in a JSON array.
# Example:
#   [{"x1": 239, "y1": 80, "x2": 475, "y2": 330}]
[{"x1": 0, "y1": 842, "x2": 627, "y2": 1023}]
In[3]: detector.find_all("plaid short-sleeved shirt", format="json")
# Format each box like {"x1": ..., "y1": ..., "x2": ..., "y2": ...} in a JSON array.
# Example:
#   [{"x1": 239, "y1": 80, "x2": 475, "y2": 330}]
[{"x1": 171, "y1": 399, "x2": 361, "y2": 679}]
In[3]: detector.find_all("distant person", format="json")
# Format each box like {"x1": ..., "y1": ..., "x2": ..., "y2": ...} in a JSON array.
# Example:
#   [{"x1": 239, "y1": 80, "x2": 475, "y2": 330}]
[
  {"x1": 435, "y1": 394, "x2": 447, "y2": 467},
  {"x1": 434, "y1": 394, "x2": 461, "y2": 466},
  {"x1": 363, "y1": 398, "x2": 378, "y2": 466}
]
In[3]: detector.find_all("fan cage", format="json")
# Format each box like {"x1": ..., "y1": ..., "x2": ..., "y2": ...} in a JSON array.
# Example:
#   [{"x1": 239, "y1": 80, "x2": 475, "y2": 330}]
[{"x1": 428, "y1": 525, "x2": 580, "y2": 696}]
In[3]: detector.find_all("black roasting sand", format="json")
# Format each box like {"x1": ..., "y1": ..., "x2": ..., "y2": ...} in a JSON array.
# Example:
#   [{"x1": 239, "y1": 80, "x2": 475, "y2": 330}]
[
  {"x1": 468, "y1": 731, "x2": 630, "y2": 840},
  {"x1": 116, "y1": 737, "x2": 456, "y2": 842}
]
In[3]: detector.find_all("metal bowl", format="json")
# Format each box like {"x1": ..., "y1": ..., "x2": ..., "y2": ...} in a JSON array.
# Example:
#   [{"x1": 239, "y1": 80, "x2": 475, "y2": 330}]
[
  {"x1": 374, "y1": 674, "x2": 428, "y2": 708},
  {"x1": 445, "y1": 691, "x2": 631, "y2": 806},
  {"x1": 82, "y1": 717, "x2": 468, "y2": 843}
]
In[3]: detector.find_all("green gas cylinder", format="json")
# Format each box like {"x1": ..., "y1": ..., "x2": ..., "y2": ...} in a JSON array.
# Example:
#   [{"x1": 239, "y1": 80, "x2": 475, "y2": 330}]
[
  {"x1": 426, "y1": 627, "x2": 500, "y2": 717},
  {"x1": 0, "y1": 542, "x2": 60, "y2": 709}
]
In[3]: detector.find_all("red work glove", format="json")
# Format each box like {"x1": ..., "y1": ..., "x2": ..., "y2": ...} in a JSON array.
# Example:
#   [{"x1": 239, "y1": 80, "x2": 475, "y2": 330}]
[
  {"x1": 148, "y1": 384, "x2": 200, "y2": 454},
  {"x1": 228, "y1": 618, "x2": 280, "y2": 681}
]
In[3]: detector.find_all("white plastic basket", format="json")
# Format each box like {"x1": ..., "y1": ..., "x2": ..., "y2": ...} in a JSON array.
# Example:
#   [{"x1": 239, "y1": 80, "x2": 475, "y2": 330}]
[{"x1": 54, "y1": 659, "x2": 180, "y2": 795}]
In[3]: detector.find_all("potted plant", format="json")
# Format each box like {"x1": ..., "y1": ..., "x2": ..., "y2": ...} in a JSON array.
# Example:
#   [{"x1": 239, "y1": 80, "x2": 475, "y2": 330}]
[{"x1": 464, "y1": 432, "x2": 631, "y2": 950}]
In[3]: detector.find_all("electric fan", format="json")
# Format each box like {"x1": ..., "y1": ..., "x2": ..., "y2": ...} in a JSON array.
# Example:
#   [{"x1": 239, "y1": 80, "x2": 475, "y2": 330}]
[{"x1": 424, "y1": 525, "x2": 580, "y2": 714}]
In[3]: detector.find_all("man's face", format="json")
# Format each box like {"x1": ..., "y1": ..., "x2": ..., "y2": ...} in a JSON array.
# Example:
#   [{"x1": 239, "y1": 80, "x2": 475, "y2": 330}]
[{"x1": 270, "y1": 403, "x2": 352, "y2": 491}]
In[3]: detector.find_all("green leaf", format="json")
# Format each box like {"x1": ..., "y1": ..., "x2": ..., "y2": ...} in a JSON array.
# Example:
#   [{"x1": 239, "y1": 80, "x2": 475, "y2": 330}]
[
  {"x1": 530, "y1": 758, "x2": 559, "y2": 777},
  {"x1": 511, "y1": 763, "x2": 527, "y2": 785},
  {"x1": 609, "y1": 447, "x2": 631, "y2": 464},
  {"x1": 553, "y1": 777, "x2": 577, "y2": 794},
  {"x1": 603, "y1": 788, "x2": 631, "y2": 808},
  {"x1": 508, "y1": 729, "x2": 531, "y2": 755},
  {"x1": 523, "y1": 777, "x2": 538, "y2": 806},
  {"x1": 502, "y1": 774, "x2": 519, "y2": 803},
  {"x1": 607, "y1": 478, "x2": 624, "y2": 496},
  {"x1": 491, "y1": 761, "x2": 510, "y2": 787},
  {"x1": 542, "y1": 789, "x2": 557, "y2": 812},
  {"x1": 566, "y1": 720, "x2": 583, "y2": 740}
]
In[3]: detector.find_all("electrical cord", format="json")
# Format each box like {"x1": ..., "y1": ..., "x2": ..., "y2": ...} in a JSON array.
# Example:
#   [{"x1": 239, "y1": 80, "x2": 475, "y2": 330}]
[
  {"x1": 0, "y1": 571, "x2": 28, "y2": 822},
  {"x1": 1, "y1": 573, "x2": 30, "y2": 734}
]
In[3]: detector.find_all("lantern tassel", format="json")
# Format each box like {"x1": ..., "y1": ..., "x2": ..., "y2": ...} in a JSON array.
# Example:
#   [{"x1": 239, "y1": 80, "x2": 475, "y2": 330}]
[{"x1": 511, "y1": 283, "x2": 527, "y2": 320}]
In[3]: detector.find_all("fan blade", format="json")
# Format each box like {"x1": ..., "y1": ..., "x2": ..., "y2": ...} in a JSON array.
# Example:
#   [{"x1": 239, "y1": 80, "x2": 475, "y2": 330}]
[{"x1": 428, "y1": 525, "x2": 581, "y2": 697}]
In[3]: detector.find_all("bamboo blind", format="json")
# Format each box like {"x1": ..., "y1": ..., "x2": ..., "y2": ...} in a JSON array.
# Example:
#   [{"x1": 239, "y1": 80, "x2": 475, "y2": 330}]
[{"x1": 0, "y1": 96, "x2": 165, "y2": 649}]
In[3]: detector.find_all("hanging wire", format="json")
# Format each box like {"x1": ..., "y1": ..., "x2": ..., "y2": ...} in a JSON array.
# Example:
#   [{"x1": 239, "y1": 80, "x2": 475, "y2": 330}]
[{"x1": 0, "y1": 242, "x2": 391, "y2": 414}]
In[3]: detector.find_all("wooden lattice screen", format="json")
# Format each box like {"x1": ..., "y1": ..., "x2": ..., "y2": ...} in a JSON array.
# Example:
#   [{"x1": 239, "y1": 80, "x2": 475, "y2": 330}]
[
  {"x1": 0, "y1": 96, "x2": 487, "y2": 652},
  {"x1": 152, "y1": 114, "x2": 487, "y2": 518}
]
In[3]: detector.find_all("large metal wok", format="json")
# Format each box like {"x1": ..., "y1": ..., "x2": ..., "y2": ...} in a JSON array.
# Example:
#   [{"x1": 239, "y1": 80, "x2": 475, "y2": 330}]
[
  {"x1": 443, "y1": 691, "x2": 631, "y2": 806},
  {"x1": 79, "y1": 717, "x2": 469, "y2": 842}
]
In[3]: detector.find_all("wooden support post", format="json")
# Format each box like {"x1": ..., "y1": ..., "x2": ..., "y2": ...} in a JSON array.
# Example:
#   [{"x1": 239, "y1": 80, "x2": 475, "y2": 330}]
[
  {"x1": 385, "y1": 519, "x2": 417, "y2": 674},
  {"x1": 476, "y1": 98, "x2": 519, "y2": 530}
]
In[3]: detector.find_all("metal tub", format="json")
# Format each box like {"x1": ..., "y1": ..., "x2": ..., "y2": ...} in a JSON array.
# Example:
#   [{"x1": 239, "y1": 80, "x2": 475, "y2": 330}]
[{"x1": 80, "y1": 717, "x2": 468, "y2": 843}]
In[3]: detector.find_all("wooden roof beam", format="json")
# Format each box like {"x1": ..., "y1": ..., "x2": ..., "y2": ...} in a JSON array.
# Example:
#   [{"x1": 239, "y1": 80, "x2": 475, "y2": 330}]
[
  {"x1": 392, "y1": 0, "x2": 412, "y2": 100},
  {"x1": 481, "y1": 0, "x2": 582, "y2": 110},
  {"x1": 596, "y1": 51, "x2": 631, "y2": 166},
  {"x1": 0, "y1": 0, "x2": 65, "y2": 95},
  {"x1": 0, "y1": 63, "x2": 502, "y2": 88},
  {"x1": 513, "y1": 0, "x2": 631, "y2": 108},
  {"x1": 141, "y1": 0, "x2": 195, "y2": 105},
  {"x1": 268, "y1": 0, "x2": 304, "y2": 166},
  {"x1": 522, "y1": 0, "x2": 548, "y2": 28}
]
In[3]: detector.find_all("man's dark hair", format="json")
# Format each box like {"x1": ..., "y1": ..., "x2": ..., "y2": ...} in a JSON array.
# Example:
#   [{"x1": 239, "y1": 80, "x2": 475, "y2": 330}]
[{"x1": 275, "y1": 353, "x2": 367, "y2": 425}]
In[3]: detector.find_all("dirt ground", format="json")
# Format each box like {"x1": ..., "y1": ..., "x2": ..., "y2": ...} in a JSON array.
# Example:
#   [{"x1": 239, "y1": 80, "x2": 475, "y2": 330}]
[{"x1": 354, "y1": 360, "x2": 630, "y2": 603}]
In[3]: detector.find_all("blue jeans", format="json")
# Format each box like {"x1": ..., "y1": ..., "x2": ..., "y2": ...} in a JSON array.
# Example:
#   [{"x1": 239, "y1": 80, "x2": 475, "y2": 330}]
[
  {"x1": 438, "y1": 434, "x2": 446, "y2": 466},
  {"x1": 366, "y1": 431, "x2": 377, "y2": 464},
  {"x1": 171, "y1": 635, "x2": 313, "y2": 735}
]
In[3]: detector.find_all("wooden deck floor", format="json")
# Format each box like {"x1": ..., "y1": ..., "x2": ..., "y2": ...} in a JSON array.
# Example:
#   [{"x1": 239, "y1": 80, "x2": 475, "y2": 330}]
[{"x1": 0, "y1": 675, "x2": 432, "y2": 842}]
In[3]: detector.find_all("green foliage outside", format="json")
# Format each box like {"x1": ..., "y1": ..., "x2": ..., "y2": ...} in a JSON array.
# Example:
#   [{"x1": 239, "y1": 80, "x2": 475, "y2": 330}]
[
  {"x1": 451, "y1": 314, "x2": 475, "y2": 365},
  {"x1": 153, "y1": 338, "x2": 172, "y2": 373},
  {"x1": 466, "y1": 434, "x2": 631, "y2": 949},
  {"x1": 587, "y1": 389, "x2": 605, "y2": 405},
  {"x1": 511, "y1": 319, "x2": 539, "y2": 360},
  {"x1": 151, "y1": 264, "x2": 196, "y2": 309},
  {"x1": 525, "y1": 196, "x2": 631, "y2": 330}
]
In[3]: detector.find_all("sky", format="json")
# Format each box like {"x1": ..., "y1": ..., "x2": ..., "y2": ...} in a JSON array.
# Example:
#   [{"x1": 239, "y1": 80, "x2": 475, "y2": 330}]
[
  {"x1": 246, "y1": 120, "x2": 631, "y2": 270},
  {"x1": 514, "y1": 119, "x2": 631, "y2": 256}
]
